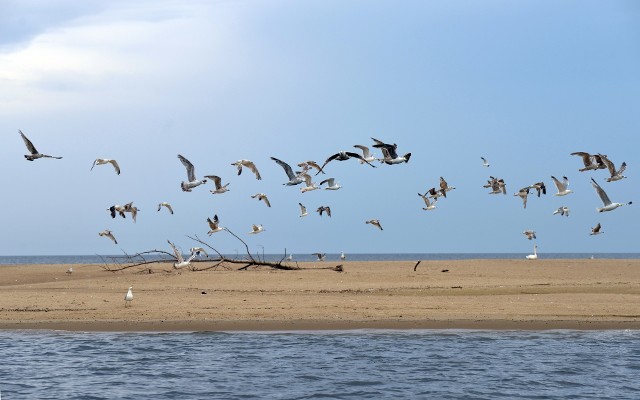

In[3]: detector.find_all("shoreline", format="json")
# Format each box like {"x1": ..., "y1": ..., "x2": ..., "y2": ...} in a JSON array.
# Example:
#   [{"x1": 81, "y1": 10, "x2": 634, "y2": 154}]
[{"x1": 1, "y1": 259, "x2": 639, "y2": 332}]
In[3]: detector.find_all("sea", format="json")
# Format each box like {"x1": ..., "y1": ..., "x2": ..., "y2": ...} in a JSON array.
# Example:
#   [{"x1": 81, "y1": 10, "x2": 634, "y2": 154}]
[{"x1": 2, "y1": 254, "x2": 639, "y2": 399}]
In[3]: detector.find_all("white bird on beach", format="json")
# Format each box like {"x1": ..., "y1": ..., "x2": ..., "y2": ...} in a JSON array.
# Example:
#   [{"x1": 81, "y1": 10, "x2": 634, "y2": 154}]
[
  {"x1": 366, "y1": 219, "x2": 383, "y2": 230},
  {"x1": 418, "y1": 192, "x2": 437, "y2": 211},
  {"x1": 91, "y1": 158, "x2": 120, "y2": 175},
  {"x1": 525, "y1": 245, "x2": 538, "y2": 260},
  {"x1": 481, "y1": 157, "x2": 490, "y2": 167},
  {"x1": 551, "y1": 176, "x2": 573, "y2": 196},
  {"x1": 353, "y1": 144, "x2": 378, "y2": 164},
  {"x1": 124, "y1": 286, "x2": 133, "y2": 307},
  {"x1": 168, "y1": 240, "x2": 197, "y2": 270},
  {"x1": 205, "y1": 175, "x2": 230, "y2": 194},
  {"x1": 178, "y1": 154, "x2": 207, "y2": 192},
  {"x1": 157, "y1": 202, "x2": 174, "y2": 214},
  {"x1": 590, "y1": 177, "x2": 632, "y2": 212},
  {"x1": 207, "y1": 214, "x2": 224, "y2": 235},
  {"x1": 523, "y1": 230, "x2": 537, "y2": 240},
  {"x1": 298, "y1": 203, "x2": 309, "y2": 217},
  {"x1": 249, "y1": 224, "x2": 265, "y2": 234},
  {"x1": 251, "y1": 193, "x2": 271, "y2": 207},
  {"x1": 553, "y1": 206, "x2": 570, "y2": 217},
  {"x1": 590, "y1": 223, "x2": 603, "y2": 236},
  {"x1": 271, "y1": 157, "x2": 305, "y2": 186},
  {"x1": 66, "y1": 267, "x2": 73, "y2": 274},
  {"x1": 232, "y1": 159, "x2": 261, "y2": 180},
  {"x1": 320, "y1": 177, "x2": 341, "y2": 190},
  {"x1": 98, "y1": 229, "x2": 117, "y2": 244},
  {"x1": 19, "y1": 130, "x2": 63, "y2": 161},
  {"x1": 340, "y1": 251, "x2": 346, "y2": 260}
]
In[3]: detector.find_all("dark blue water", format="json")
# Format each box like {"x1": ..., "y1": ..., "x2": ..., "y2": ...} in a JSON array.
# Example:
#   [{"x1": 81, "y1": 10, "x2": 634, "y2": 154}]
[
  {"x1": 1, "y1": 330, "x2": 639, "y2": 399},
  {"x1": 1, "y1": 253, "x2": 639, "y2": 265}
]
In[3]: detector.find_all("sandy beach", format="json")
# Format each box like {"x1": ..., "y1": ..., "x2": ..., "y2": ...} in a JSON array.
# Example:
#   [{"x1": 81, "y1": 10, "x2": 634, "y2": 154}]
[{"x1": 0, "y1": 259, "x2": 639, "y2": 331}]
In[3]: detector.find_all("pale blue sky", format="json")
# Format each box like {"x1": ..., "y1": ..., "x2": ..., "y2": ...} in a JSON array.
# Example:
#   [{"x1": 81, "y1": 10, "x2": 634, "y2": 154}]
[{"x1": 1, "y1": 0, "x2": 638, "y2": 256}]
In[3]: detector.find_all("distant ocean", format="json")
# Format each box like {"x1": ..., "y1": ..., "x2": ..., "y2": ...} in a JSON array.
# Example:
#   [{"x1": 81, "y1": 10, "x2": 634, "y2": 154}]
[
  {"x1": 1, "y1": 253, "x2": 640, "y2": 265},
  {"x1": 1, "y1": 330, "x2": 639, "y2": 399}
]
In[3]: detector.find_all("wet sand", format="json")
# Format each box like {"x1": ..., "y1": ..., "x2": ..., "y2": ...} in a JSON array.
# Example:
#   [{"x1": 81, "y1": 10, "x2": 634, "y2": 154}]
[{"x1": 0, "y1": 259, "x2": 639, "y2": 331}]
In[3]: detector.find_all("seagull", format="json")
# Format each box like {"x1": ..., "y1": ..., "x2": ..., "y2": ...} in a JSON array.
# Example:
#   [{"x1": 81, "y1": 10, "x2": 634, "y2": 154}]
[
  {"x1": 271, "y1": 157, "x2": 305, "y2": 185},
  {"x1": 426, "y1": 187, "x2": 446, "y2": 199},
  {"x1": 19, "y1": 130, "x2": 62, "y2": 161},
  {"x1": 353, "y1": 144, "x2": 378, "y2": 164},
  {"x1": 317, "y1": 206, "x2": 331, "y2": 217},
  {"x1": 514, "y1": 187, "x2": 530, "y2": 209},
  {"x1": 123, "y1": 202, "x2": 139, "y2": 223},
  {"x1": 528, "y1": 182, "x2": 547, "y2": 197},
  {"x1": 366, "y1": 219, "x2": 383, "y2": 230},
  {"x1": 551, "y1": 176, "x2": 573, "y2": 196},
  {"x1": 571, "y1": 152, "x2": 607, "y2": 172},
  {"x1": 372, "y1": 137, "x2": 411, "y2": 165},
  {"x1": 249, "y1": 224, "x2": 265, "y2": 234},
  {"x1": 91, "y1": 158, "x2": 121, "y2": 175},
  {"x1": 207, "y1": 214, "x2": 224, "y2": 235},
  {"x1": 98, "y1": 229, "x2": 118, "y2": 244},
  {"x1": 439, "y1": 177, "x2": 456, "y2": 195},
  {"x1": 525, "y1": 245, "x2": 538, "y2": 260},
  {"x1": 312, "y1": 252, "x2": 326, "y2": 261},
  {"x1": 251, "y1": 193, "x2": 271, "y2": 207},
  {"x1": 66, "y1": 267, "x2": 73, "y2": 274},
  {"x1": 417, "y1": 192, "x2": 437, "y2": 210},
  {"x1": 124, "y1": 286, "x2": 133, "y2": 307},
  {"x1": 590, "y1": 177, "x2": 632, "y2": 212},
  {"x1": 297, "y1": 161, "x2": 324, "y2": 175},
  {"x1": 316, "y1": 151, "x2": 376, "y2": 174},
  {"x1": 600, "y1": 155, "x2": 627, "y2": 182},
  {"x1": 590, "y1": 223, "x2": 603, "y2": 236},
  {"x1": 553, "y1": 206, "x2": 570, "y2": 217},
  {"x1": 231, "y1": 159, "x2": 261, "y2": 180},
  {"x1": 157, "y1": 202, "x2": 174, "y2": 214},
  {"x1": 481, "y1": 157, "x2": 490, "y2": 167},
  {"x1": 298, "y1": 203, "x2": 309, "y2": 217},
  {"x1": 168, "y1": 240, "x2": 197, "y2": 270},
  {"x1": 178, "y1": 154, "x2": 207, "y2": 192},
  {"x1": 190, "y1": 247, "x2": 209, "y2": 257},
  {"x1": 340, "y1": 251, "x2": 346, "y2": 260},
  {"x1": 485, "y1": 176, "x2": 506, "y2": 194},
  {"x1": 319, "y1": 177, "x2": 341, "y2": 190},
  {"x1": 299, "y1": 173, "x2": 320, "y2": 193},
  {"x1": 108, "y1": 204, "x2": 127, "y2": 219},
  {"x1": 204, "y1": 175, "x2": 230, "y2": 194},
  {"x1": 523, "y1": 230, "x2": 536, "y2": 240}
]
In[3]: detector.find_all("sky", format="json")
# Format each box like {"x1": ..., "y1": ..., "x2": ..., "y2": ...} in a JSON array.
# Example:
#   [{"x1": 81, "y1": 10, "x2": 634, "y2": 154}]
[{"x1": 1, "y1": 0, "x2": 639, "y2": 256}]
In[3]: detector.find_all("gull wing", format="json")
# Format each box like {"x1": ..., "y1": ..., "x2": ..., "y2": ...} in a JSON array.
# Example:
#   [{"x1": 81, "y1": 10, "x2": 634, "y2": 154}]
[
  {"x1": 320, "y1": 177, "x2": 334, "y2": 187},
  {"x1": 550, "y1": 176, "x2": 566, "y2": 191},
  {"x1": 591, "y1": 178, "x2": 611, "y2": 206},
  {"x1": 353, "y1": 145, "x2": 371, "y2": 158},
  {"x1": 109, "y1": 159, "x2": 121, "y2": 175},
  {"x1": 178, "y1": 154, "x2": 196, "y2": 181},
  {"x1": 270, "y1": 157, "x2": 296, "y2": 180},
  {"x1": 167, "y1": 240, "x2": 184, "y2": 263},
  {"x1": 204, "y1": 175, "x2": 223, "y2": 189},
  {"x1": 299, "y1": 203, "x2": 307, "y2": 214},
  {"x1": 344, "y1": 151, "x2": 375, "y2": 168},
  {"x1": 570, "y1": 152, "x2": 593, "y2": 168},
  {"x1": 19, "y1": 130, "x2": 38, "y2": 154},
  {"x1": 242, "y1": 160, "x2": 261, "y2": 180}
]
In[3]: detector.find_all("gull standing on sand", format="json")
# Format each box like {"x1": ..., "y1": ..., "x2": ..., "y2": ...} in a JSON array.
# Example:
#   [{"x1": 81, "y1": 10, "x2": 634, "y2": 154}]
[
  {"x1": 320, "y1": 177, "x2": 341, "y2": 190},
  {"x1": 205, "y1": 175, "x2": 230, "y2": 194},
  {"x1": 232, "y1": 159, "x2": 261, "y2": 180},
  {"x1": 317, "y1": 206, "x2": 331, "y2": 217},
  {"x1": 157, "y1": 202, "x2": 174, "y2": 214},
  {"x1": 590, "y1": 223, "x2": 603, "y2": 236},
  {"x1": 124, "y1": 286, "x2": 133, "y2": 307},
  {"x1": 340, "y1": 251, "x2": 346, "y2": 260},
  {"x1": 66, "y1": 267, "x2": 73, "y2": 274},
  {"x1": 523, "y1": 230, "x2": 537, "y2": 240},
  {"x1": 366, "y1": 219, "x2": 383, "y2": 230},
  {"x1": 178, "y1": 154, "x2": 208, "y2": 192},
  {"x1": 481, "y1": 157, "x2": 490, "y2": 167},
  {"x1": 249, "y1": 224, "x2": 265, "y2": 234},
  {"x1": 298, "y1": 203, "x2": 309, "y2": 217},
  {"x1": 19, "y1": 130, "x2": 63, "y2": 161},
  {"x1": 553, "y1": 206, "x2": 570, "y2": 217},
  {"x1": 600, "y1": 155, "x2": 627, "y2": 182},
  {"x1": 98, "y1": 229, "x2": 117, "y2": 244},
  {"x1": 590, "y1": 177, "x2": 632, "y2": 212},
  {"x1": 91, "y1": 158, "x2": 120, "y2": 175},
  {"x1": 251, "y1": 193, "x2": 271, "y2": 207},
  {"x1": 418, "y1": 192, "x2": 437, "y2": 211},
  {"x1": 271, "y1": 157, "x2": 305, "y2": 186},
  {"x1": 551, "y1": 176, "x2": 573, "y2": 196},
  {"x1": 168, "y1": 240, "x2": 197, "y2": 270},
  {"x1": 207, "y1": 214, "x2": 224, "y2": 235}
]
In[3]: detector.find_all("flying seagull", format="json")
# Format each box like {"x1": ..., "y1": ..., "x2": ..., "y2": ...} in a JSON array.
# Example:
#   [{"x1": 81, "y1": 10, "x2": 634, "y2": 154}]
[
  {"x1": 122, "y1": 202, "x2": 139, "y2": 223},
  {"x1": 372, "y1": 137, "x2": 411, "y2": 165},
  {"x1": 271, "y1": 157, "x2": 305, "y2": 186},
  {"x1": 108, "y1": 202, "x2": 138, "y2": 222},
  {"x1": 523, "y1": 230, "x2": 536, "y2": 240},
  {"x1": 124, "y1": 286, "x2": 133, "y2": 307},
  {"x1": 590, "y1": 177, "x2": 632, "y2": 212},
  {"x1": 19, "y1": 130, "x2": 62, "y2": 161},
  {"x1": 366, "y1": 219, "x2": 383, "y2": 230},
  {"x1": 316, "y1": 151, "x2": 376, "y2": 174},
  {"x1": 528, "y1": 182, "x2": 546, "y2": 197},
  {"x1": 514, "y1": 187, "x2": 530, "y2": 209},
  {"x1": 600, "y1": 155, "x2": 627, "y2": 182},
  {"x1": 418, "y1": 192, "x2": 437, "y2": 211},
  {"x1": 251, "y1": 193, "x2": 271, "y2": 207},
  {"x1": 551, "y1": 176, "x2": 573, "y2": 196},
  {"x1": 248, "y1": 224, "x2": 265, "y2": 234},
  {"x1": 168, "y1": 240, "x2": 197, "y2": 270},
  {"x1": 590, "y1": 223, "x2": 603, "y2": 236},
  {"x1": 571, "y1": 152, "x2": 607, "y2": 172},
  {"x1": 320, "y1": 177, "x2": 341, "y2": 190},
  {"x1": 299, "y1": 173, "x2": 320, "y2": 193},
  {"x1": 231, "y1": 159, "x2": 261, "y2": 180},
  {"x1": 157, "y1": 202, "x2": 174, "y2": 214},
  {"x1": 439, "y1": 177, "x2": 456, "y2": 196},
  {"x1": 297, "y1": 161, "x2": 324, "y2": 175},
  {"x1": 317, "y1": 206, "x2": 331, "y2": 217},
  {"x1": 353, "y1": 144, "x2": 378, "y2": 164},
  {"x1": 98, "y1": 229, "x2": 117, "y2": 244},
  {"x1": 204, "y1": 175, "x2": 230, "y2": 194},
  {"x1": 298, "y1": 202, "x2": 309, "y2": 217},
  {"x1": 207, "y1": 214, "x2": 224, "y2": 235},
  {"x1": 178, "y1": 154, "x2": 207, "y2": 192},
  {"x1": 312, "y1": 252, "x2": 326, "y2": 261},
  {"x1": 481, "y1": 157, "x2": 490, "y2": 167},
  {"x1": 553, "y1": 206, "x2": 570, "y2": 217},
  {"x1": 485, "y1": 176, "x2": 506, "y2": 194},
  {"x1": 91, "y1": 158, "x2": 120, "y2": 175}
]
